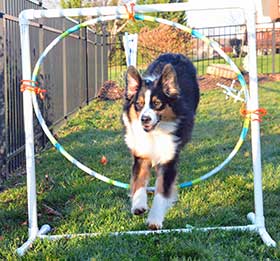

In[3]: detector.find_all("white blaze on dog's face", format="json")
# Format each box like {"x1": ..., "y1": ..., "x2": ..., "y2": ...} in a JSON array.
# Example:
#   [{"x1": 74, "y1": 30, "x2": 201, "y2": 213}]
[
  {"x1": 125, "y1": 64, "x2": 180, "y2": 133},
  {"x1": 139, "y1": 90, "x2": 159, "y2": 132}
]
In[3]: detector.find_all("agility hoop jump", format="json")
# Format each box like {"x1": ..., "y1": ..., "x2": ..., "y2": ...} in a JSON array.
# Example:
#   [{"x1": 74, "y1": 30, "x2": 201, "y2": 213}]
[
  {"x1": 28, "y1": 13, "x2": 250, "y2": 190},
  {"x1": 17, "y1": 2, "x2": 276, "y2": 256}
]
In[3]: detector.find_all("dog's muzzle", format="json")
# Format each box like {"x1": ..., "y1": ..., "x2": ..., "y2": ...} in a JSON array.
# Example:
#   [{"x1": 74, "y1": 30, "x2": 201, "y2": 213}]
[{"x1": 140, "y1": 110, "x2": 160, "y2": 132}]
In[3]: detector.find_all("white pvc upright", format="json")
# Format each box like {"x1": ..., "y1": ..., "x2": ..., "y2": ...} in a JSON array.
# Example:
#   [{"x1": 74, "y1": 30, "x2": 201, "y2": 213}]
[
  {"x1": 123, "y1": 32, "x2": 138, "y2": 67},
  {"x1": 17, "y1": 2, "x2": 276, "y2": 256},
  {"x1": 19, "y1": 16, "x2": 38, "y2": 240},
  {"x1": 17, "y1": 13, "x2": 52, "y2": 257},
  {"x1": 245, "y1": 2, "x2": 276, "y2": 247}
]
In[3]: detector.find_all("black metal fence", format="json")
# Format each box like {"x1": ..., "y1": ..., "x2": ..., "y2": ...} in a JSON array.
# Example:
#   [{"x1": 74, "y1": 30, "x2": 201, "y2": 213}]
[
  {"x1": 256, "y1": 22, "x2": 280, "y2": 74},
  {"x1": 0, "y1": 0, "x2": 108, "y2": 177},
  {"x1": 108, "y1": 22, "x2": 280, "y2": 81}
]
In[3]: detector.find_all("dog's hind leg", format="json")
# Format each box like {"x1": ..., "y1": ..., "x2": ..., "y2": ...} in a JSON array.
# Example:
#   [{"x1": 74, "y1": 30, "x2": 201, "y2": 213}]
[
  {"x1": 131, "y1": 157, "x2": 151, "y2": 215},
  {"x1": 147, "y1": 160, "x2": 178, "y2": 230}
]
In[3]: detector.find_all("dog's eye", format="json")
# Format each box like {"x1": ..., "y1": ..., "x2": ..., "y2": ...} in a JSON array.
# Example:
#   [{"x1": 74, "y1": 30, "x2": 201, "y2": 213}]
[{"x1": 152, "y1": 99, "x2": 162, "y2": 109}]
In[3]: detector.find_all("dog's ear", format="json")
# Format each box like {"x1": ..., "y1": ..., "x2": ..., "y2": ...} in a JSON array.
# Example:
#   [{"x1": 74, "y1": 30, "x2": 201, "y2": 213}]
[
  {"x1": 125, "y1": 66, "x2": 141, "y2": 100},
  {"x1": 161, "y1": 64, "x2": 179, "y2": 99}
]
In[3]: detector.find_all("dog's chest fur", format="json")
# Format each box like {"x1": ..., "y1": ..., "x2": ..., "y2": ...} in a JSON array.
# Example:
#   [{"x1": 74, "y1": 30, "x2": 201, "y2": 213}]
[{"x1": 122, "y1": 113, "x2": 179, "y2": 165}]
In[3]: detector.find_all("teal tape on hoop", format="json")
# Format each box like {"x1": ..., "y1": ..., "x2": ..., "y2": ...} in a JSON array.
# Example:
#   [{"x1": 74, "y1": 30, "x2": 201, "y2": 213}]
[{"x1": 30, "y1": 13, "x2": 250, "y2": 190}]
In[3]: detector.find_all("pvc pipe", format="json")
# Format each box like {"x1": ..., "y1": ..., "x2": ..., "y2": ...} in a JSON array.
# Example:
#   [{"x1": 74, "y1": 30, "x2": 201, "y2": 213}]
[
  {"x1": 247, "y1": 212, "x2": 276, "y2": 247},
  {"x1": 38, "y1": 225, "x2": 258, "y2": 241},
  {"x1": 245, "y1": 1, "x2": 276, "y2": 248},
  {"x1": 17, "y1": 224, "x2": 51, "y2": 256},
  {"x1": 19, "y1": 18, "x2": 39, "y2": 240},
  {"x1": 245, "y1": 1, "x2": 265, "y2": 228},
  {"x1": 18, "y1": 3, "x2": 244, "y2": 21},
  {"x1": 123, "y1": 32, "x2": 138, "y2": 67},
  {"x1": 258, "y1": 227, "x2": 277, "y2": 247}
]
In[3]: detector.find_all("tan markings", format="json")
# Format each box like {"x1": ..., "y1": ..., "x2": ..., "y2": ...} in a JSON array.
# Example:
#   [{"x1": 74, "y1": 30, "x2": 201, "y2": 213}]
[
  {"x1": 159, "y1": 104, "x2": 176, "y2": 121},
  {"x1": 137, "y1": 96, "x2": 145, "y2": 106},
  {"x1": 155, "y1": 174, "x2": 164, "y2": 194},
  {"x1": 128, "y1": 95, "x2": 145, "y2": 121},
  {"x1": 131, "y1": 159, "x2": 151, "y2": 195},
  {"x1": 128, "y1": 104, "x2": 139, "y2": 121}
]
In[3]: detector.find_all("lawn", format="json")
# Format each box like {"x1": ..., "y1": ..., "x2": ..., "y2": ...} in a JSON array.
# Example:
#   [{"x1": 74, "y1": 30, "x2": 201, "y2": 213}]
[{"x1": 0, "y1": 79, "x2": 280, "y2": 259}]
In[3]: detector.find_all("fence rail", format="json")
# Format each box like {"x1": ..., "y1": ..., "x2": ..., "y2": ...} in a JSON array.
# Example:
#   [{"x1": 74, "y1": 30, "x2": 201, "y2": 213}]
[{"x1": 0, "y1": 0, "x2": 108, "y2": 178}]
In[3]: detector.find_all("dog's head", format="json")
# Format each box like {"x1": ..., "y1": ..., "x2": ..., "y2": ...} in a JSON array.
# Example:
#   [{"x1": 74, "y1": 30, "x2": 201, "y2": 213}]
[{"x1": 125, "y1": 64, "x2": 180, "y2": 132}]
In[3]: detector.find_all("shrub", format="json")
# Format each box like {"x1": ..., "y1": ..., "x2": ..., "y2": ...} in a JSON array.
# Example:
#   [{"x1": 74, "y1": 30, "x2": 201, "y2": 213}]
[{"x1": 138, "y1": 23, "x2": 193, "y2": 62}]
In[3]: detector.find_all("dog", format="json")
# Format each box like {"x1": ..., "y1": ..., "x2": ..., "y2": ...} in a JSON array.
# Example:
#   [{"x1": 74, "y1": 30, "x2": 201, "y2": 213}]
[{"x1": 122, "y1": 53, "x2": 200, "y2": 229}]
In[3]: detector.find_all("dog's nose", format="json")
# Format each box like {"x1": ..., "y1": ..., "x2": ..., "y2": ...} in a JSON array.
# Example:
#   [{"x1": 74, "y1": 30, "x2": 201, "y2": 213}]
[{"x1": 141, "y1": 115, "x2": 151, "y2": 124}]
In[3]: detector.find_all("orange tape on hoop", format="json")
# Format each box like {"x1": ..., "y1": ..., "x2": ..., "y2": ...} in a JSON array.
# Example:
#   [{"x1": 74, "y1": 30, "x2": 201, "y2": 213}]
[
  {"x1": 20, "y1": 80, "x2": 46, "y2": 100},
  {"x1": 124, "y1": 3, "x2": 136, "y2": 21},
  {"x1": 240, "y1": 103, "x2": 267, "y2": 122}
]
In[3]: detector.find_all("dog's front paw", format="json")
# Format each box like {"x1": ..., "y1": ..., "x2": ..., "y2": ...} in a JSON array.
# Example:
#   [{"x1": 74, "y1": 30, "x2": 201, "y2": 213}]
[
  {"x1": 146, "y1": 193, "x2": 172, "y2": 230},
  {"x1": 131, "y1": 187, "x2": 148, "y2": 215},
  {"x1": 146, "y1": 215, "x2": 163, "y2": 230},
  {"x1": 131, "y1": 205, "x2": 147, "y2": 215}
]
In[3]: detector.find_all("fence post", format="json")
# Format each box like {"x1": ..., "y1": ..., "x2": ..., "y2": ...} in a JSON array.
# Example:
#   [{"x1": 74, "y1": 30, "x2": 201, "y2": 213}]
[
  {"x1": 272, "y1": 21, "x2": 276, "y2": 74},
  {"x1": 85, "y1": 27, "x2": 89, "y2": 104},
  {"x1": 37, "y1": 18, "x2": 46, "y2": 148},
  {"x1": 103, "y1": 30, "x2": 108, "y2": 83},
  {"x1": 62, "y1": 19, "x2": 68, "y2": 119},
  {"x1": 94, "y1": 32, "x2": 98, "y2": 97},
  {"x1": 0, "y1": 7, "x2": 7, "y2": 178},
  {"x1": 96, "y1": 33, "x2": 102, "y2": 95}
]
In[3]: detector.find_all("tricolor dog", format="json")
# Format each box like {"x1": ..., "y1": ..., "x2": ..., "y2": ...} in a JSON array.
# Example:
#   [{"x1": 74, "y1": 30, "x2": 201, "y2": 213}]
[{"x1": 122, "y1": 53, "x2": 200, "y2": 229}]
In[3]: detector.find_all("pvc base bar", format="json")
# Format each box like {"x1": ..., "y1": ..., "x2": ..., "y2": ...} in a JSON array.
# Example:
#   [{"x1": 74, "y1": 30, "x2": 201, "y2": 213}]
[{"x1": 16, "y1": 212, "x2": 275, "y2": 256}]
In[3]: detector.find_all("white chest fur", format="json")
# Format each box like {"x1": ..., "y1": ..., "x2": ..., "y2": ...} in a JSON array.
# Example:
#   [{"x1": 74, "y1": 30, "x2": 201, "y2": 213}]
[{"x1": 123, "y1": 114, "x2": 179, "y2": 165}]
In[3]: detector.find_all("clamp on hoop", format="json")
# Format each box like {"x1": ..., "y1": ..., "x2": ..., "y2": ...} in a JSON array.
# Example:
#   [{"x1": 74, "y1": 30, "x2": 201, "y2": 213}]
[
  {"x1": 20, "y1": 80, "x2": 46, "y2": 100},
  {"x1": 124, "y1": 3, "x2": 136, "y2": 21},
  {"x1": 240, "y1": 103, "x2": 267, "y2": 122}
]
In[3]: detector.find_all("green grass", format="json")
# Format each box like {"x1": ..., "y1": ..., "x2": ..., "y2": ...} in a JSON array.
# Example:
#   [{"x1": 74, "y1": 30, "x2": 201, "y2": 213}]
[
  {"x1": 1, "y1": 80, "x2": 280, "y2": 260},
  {"x1": 256, "y1": 54, "x2": 280, "y2": 74}
]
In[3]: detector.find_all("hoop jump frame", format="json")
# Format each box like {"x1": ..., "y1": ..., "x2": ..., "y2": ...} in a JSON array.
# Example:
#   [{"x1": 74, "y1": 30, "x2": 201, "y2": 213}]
[{"x1": 17, "y1": 2, "x2": 276, "y2": 256}]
